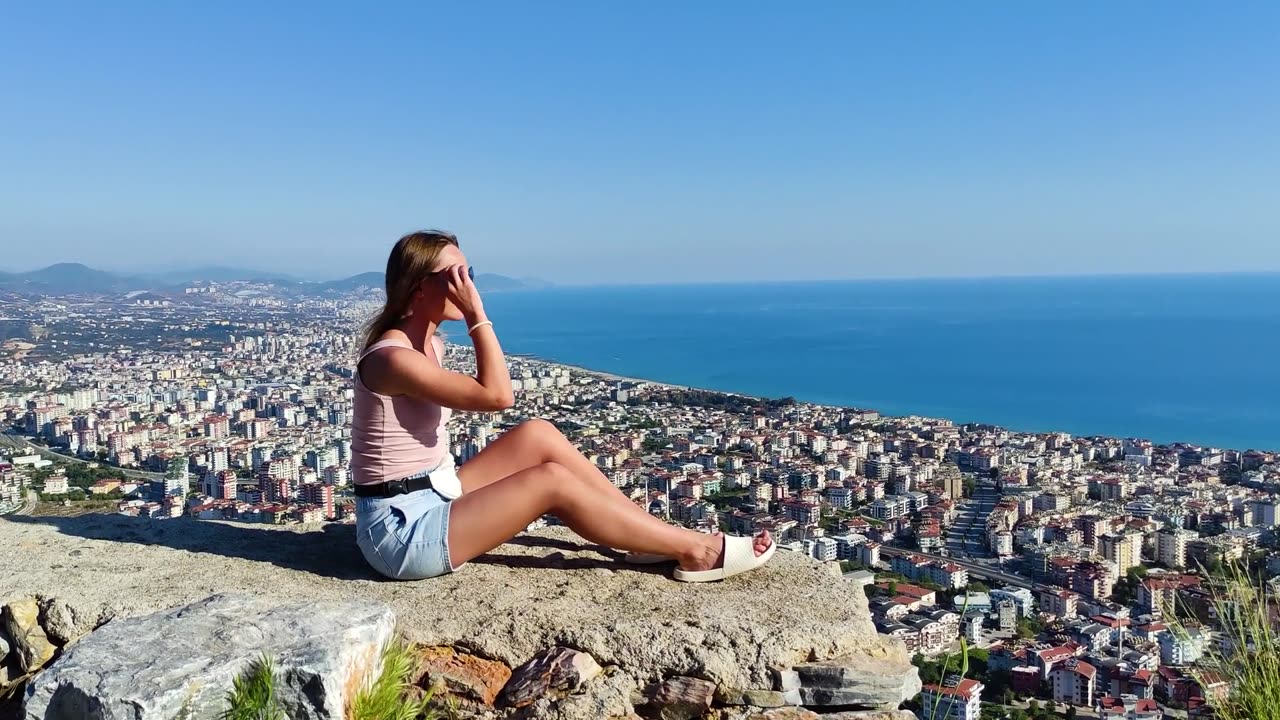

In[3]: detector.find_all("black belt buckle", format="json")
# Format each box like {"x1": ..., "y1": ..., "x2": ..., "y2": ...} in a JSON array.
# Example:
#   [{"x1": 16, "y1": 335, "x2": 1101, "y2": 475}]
[{"x1": 385, "y1": 479, "x2": 408, "y2": 497}]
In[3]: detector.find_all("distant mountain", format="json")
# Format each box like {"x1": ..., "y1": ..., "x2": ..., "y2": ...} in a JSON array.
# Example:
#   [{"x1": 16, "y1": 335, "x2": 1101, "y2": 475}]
[
  {"x1": 306, "y1": 271, "x2": 548, "y2": 294},
  {"x1": 0, "y1": 263, "x2": 130, "y2": 293},
  {"x1": 0, "y1": 263, "x2": 550, "y2": 296},
  {"x1": 143, "y1": 266, "x2": 297, "y2": 285},
  {"x1": 315, "y1": 272, "x2": 384, "y2": 292}
]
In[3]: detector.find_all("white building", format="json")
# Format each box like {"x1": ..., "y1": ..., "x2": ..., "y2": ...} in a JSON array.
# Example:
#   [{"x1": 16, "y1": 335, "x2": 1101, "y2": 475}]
[{"x1": 917, "y1": 678, "x2": 983, "y2": 720}]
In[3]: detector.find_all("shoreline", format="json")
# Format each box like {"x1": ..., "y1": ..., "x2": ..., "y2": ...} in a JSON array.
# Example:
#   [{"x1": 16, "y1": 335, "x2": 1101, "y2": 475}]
[{"x1": 498, "y1": 351, "x2": 1277, "y2": 454}]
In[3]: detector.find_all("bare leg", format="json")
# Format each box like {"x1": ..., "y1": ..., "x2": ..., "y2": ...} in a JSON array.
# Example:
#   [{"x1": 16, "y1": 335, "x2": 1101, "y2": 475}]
[
  {"x1": 447, "y1": 461, "x2": 711, "y2": 567},
  {"x1": 458, "y1": 420, "x2": 692, "y2": 542},
  {"x1": 452, "y1": 420, "x2": 771, "y2": 566}
]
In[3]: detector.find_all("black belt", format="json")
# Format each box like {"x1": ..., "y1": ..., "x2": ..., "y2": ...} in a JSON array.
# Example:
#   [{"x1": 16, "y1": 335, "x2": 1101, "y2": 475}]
[{"x1": 354, "y1": 473, "x2": 434, "y2": 498}]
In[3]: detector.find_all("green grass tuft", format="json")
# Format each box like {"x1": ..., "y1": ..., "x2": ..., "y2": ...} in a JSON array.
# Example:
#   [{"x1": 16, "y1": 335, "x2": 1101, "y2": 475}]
[
  {"x1": 1173, "y1": 565, "x2": 1280, "y2": 720},
  {"x1": 222, "y1": 642, "x2": 443, "y2": 720},
  {"x1": 222, "y1": 655, "x2": 285, "y2": 720},
  {"x1": 349, "y1": 640, "x2": 441, "y2": 720}
]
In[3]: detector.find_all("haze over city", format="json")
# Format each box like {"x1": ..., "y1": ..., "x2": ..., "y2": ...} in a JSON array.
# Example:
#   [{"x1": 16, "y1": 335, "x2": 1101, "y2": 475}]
[{"x1": 3, "y1": 2, "x2": 1279, "y2": 284}]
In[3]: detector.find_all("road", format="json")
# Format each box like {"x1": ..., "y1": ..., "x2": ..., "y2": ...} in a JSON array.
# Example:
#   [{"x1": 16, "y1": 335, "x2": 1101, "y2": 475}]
[
  {"x1": 880, "y1": 545, "x2": 1036, "y2": 590},
  {"x1": 1, "y1": 431, "x2": 161, "y2": 481},
  {"x1": 16, "y1": 489, "x2": 36, "y2": 515},
  {"x1": 944, "y1": 484, "x2": 999, "y2": 559},
  {"x1": 0, "y1": 489, "x2": 37, "y2": 517}
]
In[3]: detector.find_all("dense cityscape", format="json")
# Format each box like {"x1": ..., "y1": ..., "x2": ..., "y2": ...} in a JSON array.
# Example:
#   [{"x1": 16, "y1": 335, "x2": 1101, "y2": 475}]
[{"x1": 2, "y1": 276, "x2": 1278, "y2": 720}]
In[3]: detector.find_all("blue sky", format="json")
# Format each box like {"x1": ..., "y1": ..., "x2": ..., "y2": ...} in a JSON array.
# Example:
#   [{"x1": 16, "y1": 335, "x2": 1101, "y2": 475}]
[{"x1": 2, "y1": 2, "x2": 1277, "y2": 284}]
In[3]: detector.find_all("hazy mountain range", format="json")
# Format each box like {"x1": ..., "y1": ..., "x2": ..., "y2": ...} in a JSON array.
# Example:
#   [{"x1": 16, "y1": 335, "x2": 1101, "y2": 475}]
[{"x1": 0, "y1": 263, "x2": 549, "y2": 296}]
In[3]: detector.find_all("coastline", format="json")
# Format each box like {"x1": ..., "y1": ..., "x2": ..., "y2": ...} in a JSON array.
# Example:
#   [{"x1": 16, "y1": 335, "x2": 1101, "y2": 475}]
[{"x1": 500, "y1": 351, "x2": 1277, "y2": 454}]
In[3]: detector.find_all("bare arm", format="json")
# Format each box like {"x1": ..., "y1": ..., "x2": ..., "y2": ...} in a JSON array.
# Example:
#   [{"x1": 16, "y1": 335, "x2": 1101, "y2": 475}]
[
  {"x1": 369, "y1": 265, "x2": 514, "y2": 411},
  {"x1": 374, "y1": 344, "x2": 513, "y2": 412}
]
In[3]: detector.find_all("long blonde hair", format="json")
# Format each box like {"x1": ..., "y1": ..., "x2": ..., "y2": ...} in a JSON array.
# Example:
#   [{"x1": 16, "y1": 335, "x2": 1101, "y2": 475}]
[{"x1": 362, "y1": 230, "x2": 459, "y2": 350}]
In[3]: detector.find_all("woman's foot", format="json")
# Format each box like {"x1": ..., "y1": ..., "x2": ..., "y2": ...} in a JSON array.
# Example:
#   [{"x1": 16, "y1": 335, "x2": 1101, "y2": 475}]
[{"x1": 677, "y1": 531, "x2": 772, "y2": 573}]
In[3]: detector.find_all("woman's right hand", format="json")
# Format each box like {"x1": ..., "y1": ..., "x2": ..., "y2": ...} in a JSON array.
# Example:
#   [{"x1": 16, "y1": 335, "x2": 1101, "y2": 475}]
[{"x1": 444, "y1": 264, "x2": 486, "y2": 322}]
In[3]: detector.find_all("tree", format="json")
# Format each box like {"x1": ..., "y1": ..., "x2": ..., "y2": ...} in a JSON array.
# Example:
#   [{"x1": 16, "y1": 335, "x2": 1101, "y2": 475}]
[
  {"x1": 1046, "y1": 699, "x2": 1058, "y2": 715},
  {"x1": 1065, "y1": 706, "x2": 1078, "y2": 720}
]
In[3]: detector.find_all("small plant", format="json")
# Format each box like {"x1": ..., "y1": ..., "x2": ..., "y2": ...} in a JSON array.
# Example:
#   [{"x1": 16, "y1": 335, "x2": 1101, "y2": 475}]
[
  {"x1": 349, "y1": 640, "x2": 440, "y2": 720},
  {"x1": 222, "y1": 655, "x2": 285, "y2": 720},
  {"x1": 1172, "y1": 564, "x2": 1280, "y2": 720}
]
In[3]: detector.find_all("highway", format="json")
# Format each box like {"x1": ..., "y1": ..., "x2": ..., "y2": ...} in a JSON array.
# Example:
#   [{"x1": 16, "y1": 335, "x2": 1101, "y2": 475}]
[
  {"x1": 944, "y1": 484, "x2": 999, "y2": 558},
  {"x1": 1, "y1": 431, "x2": 161, "y2": 481},
  {"x1": 880, "y1": 545, "x2": 1036, "y2": 591}
]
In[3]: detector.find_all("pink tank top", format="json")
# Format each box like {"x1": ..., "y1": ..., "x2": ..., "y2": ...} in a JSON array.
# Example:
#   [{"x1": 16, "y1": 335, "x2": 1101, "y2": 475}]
[{"x1": 351, "y1": 336, "x2": 452, "y2": 485}]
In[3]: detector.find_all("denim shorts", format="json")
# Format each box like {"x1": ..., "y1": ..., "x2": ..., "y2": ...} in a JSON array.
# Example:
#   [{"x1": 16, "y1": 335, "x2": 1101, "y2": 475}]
[{"x1": 355, "y1": 470, "x2": 458, "y2": 580}]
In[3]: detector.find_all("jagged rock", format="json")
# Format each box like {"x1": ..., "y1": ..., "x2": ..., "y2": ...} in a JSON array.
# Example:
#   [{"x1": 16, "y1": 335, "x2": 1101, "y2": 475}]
[
  {"x1": 792, "y1": 650, "x2": 921, "y2": 709},
  {"x1": 715, "y1": 686, "x2": 795, "y2": 707},
  {"x1": 1, "y1": 519, "x2": 919, "y2": 717},
  {"x1": 745, "y1": 711, "x2": 916, "y2": 720},
  {"x1": 644, "y1": 676, "x2": 716, "y2": 720},
  {"x1": 814, "y1": 707, "x2": 916, "y2": 712},
  {"x1": 747, "y1": 710, "x2": 818, "y2": 720},
  {"x1": 2, "y1": 598, "x2": 55, "y2": 673},
  {"x1": 500, "y1": 646, "x2": 602, "y2": 707},
  {"x1": 0, "y1": 519, "x2": 908, "y2": 693},
  {"x1": 22, "y1": 593, "x2": 395, "y2": 720},
  {"x1": 38, "y1": 597, "x2": 79, "y2": 646},
  {"x1": 516, "y1": 669, "x2": 635, "y2": 720},
  {"x1": 417, "y1": 645, "x2": 512, "y2": 706}
]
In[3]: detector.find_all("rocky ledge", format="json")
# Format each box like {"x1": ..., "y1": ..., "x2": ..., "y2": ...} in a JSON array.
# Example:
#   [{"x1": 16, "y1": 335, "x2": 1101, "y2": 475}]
[{"x1": 0, "y1": 513, "x2": 918, "y2": 719}]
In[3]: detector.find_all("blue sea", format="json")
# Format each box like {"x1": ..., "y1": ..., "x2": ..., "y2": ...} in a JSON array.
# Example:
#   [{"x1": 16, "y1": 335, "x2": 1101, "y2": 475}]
[{"x1": 462, "y1": 274, "x2": 1280, "y2": 452}]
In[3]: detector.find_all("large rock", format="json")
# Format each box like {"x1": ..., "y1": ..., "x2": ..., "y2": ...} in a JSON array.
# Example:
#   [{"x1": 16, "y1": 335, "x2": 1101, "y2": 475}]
[
  {"x1": 747, "y1": 707, "x2": 916, "y2": 712},
  {"x1": 2, "y1": 598, "x2": 56, "y2": 673},
  {"x1": 645, "y1": 676, "x2": 716, "y2": 720},
  {"x1": 1, "y1": 515, "x2": 919, "y2": 717},
  {"x1": 792, "y1": 651, "x2": 922, "y2": 709},
  {"x1": 417, "y1": 645, "x2": 512, "y2": 705},
  {"x1": 500, "y1": 646, "x2": 602, "y2": 708},
  {"x1": 38, "y1": 598, "x2": 80, "y2": 646},
  {"x1": 22, "y1": 593, "x2": 395, "y2": 720}
]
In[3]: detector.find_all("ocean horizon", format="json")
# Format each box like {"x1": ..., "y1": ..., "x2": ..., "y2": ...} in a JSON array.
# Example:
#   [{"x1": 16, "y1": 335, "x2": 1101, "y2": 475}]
[{"x1": 455, "y1": 273, "x2": 1280, "y2": 452}]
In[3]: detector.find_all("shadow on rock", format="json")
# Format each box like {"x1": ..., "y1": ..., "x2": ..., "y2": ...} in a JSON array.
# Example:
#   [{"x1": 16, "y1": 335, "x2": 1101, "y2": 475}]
[{"x1": 1, "y1": 513, "x2": 377, "y2": 581}]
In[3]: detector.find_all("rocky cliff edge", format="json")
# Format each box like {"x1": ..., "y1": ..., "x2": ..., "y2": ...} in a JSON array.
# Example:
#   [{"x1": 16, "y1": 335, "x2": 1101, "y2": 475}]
[{"x1": 0, "y1": 513, "x2": 918, "y2": 719}]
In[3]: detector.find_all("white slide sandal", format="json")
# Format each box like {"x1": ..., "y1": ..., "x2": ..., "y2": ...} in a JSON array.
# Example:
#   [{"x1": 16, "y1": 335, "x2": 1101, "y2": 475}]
[{"x1": 673, "y1": 534, "x2": 775, "y2": 583}]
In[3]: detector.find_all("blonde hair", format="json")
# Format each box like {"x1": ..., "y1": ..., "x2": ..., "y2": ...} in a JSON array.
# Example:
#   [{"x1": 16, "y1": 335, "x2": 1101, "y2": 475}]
[{"x1": 362, "y1": 230, "x2": 459, "y2": 350}]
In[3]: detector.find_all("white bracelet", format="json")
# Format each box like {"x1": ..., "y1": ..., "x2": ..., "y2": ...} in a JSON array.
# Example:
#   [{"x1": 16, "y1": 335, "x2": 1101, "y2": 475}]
[{"x1": 468, "y1": 320, "x2": 494, "y2": 335}]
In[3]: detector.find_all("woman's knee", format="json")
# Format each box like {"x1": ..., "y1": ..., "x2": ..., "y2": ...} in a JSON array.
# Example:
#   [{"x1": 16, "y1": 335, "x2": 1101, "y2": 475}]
[
  {"x1": 527, "y1": 461, "x2": 580, "y2": 503},
  {"x1": 516, "y1": 418, "x2": 562, "y2": 442}
]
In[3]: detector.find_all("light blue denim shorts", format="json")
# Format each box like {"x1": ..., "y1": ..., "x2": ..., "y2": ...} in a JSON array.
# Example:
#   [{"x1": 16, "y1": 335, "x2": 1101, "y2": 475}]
[{"x1": 355, "y1": 469, "x2": 458, "y2": 580}]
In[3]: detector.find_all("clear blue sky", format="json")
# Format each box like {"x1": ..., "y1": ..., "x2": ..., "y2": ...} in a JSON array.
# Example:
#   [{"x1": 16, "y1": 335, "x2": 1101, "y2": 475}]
[{"x1": 2, "y1": 2, "x2": 1278, "y2": 284}]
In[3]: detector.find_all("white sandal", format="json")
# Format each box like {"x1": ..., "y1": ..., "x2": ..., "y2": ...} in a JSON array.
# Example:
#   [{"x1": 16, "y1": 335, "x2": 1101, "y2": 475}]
[{"x1": 673, "y1": 534, "x2": 775, "y2": 583}]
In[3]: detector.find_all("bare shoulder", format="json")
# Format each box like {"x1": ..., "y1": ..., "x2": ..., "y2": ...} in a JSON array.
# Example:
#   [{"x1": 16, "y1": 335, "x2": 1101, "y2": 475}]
[{"x1": 361, "y1": 342, "x2": 433, "y2": 391}]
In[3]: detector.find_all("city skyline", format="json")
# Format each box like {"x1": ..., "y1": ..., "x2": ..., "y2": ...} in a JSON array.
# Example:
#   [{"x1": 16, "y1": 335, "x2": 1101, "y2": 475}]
[{"x1": 3, "y1": 3, "x2": 1279, "y2": 283}]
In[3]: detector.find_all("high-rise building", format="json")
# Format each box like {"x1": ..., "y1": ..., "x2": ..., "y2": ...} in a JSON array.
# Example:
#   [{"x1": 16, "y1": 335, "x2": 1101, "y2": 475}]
[
  {"x1": 150, "y1": 456, "x2": 189, "y2": 501},
  {"x1": 1251, "y1": 497, "x2": 1278, "y2": 528},
  {"x1": 206, "y1": 446, "x2": 229, "y2": 473},
  {"x1": 938, "y1": 467, "x2": 964, "y2": 500},
  {"x1": 203, "y1": 415, "x2": 230, "y2": 440},
  {"x1": 300, "y1": 483, "x2": 335, "y2": 520},
  {"x1": 215, "y1": 469, "x2": 238, "y2": 500},
  {"x1": 1100, "y1": 531, "x2": 1143, "y2": 577},
  {"x1": 1156, "y1": 529, "x2": 1194, "y2": 568}
]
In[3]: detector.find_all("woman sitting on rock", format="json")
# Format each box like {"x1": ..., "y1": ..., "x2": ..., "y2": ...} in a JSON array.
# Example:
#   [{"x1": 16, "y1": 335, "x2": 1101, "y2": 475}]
[{"x1": 351, "y1": 230, "x2": 774, "y2": 582}]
